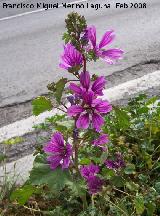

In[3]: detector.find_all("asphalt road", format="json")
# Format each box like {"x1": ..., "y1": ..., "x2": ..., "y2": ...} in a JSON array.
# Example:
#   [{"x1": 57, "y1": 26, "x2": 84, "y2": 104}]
[{"x1": 0, "y1": 0, "x2": 160, "y2": 107}]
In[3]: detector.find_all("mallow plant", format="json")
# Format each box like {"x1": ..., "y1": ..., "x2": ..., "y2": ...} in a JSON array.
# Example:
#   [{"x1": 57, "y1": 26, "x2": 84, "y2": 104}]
[
  {"x1": 30, "y1": 12, "x2": 123, "y2": 208},
  {"x1": 8, "y1": 13, "x2": 159, "y2": 216}
]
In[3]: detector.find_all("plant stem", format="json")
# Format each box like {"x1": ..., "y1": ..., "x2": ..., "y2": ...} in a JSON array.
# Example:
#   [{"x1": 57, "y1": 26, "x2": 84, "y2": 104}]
[
  {"x1": 82, "y1": 54, "x2": 86, "y2": 72},
  {"x1": 113, "y1": 187, "x2": 133, "y2": 197},
  {"x1": 73, "y1": 119, "x2": 80, "y2": 176},
  {"x1": 23, "y1": 205, "x2": 42, "y2": 213},
  {"x1": 81, "y1": 194, "x2": 88, "y2": 210},
  {"x1": 73, "y1": 119, "x2": 88, "y2": 209},
  {"x1": 152, "y1": 144, "x2": 160, "y2": 156},
  {"x1": 67, "y1": 79, "x2": 79, "y2": 82},
  {"x1": 91, "y1": 194, "x2": 95, "y2": 207}
]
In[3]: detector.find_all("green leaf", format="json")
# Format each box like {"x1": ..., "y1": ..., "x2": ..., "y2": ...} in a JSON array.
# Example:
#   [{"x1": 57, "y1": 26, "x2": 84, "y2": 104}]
[
  {"x1": 55, "y1": 120, "x2": 74, "y2": 132},
  {"x1": 142, "y1": 152, "x2": 153, "y2": 169},
  {"x1": 138, "y1": 174, "x2": 149, "y2": 183},
  {"x1": 10, "y1": 185, "x2": 37, "y2": 205},
  {"x1": 0, "y1": 154, "x2": 7, "y2": 162},
  {"x1": 3, "y1": 137, "x2": 24, "y2": 145},
  {"x1": 29, "y1": 154, "x2": 71, "y2": 192},
  {"x1": 126, "y1": 181, "x2": 139, "y2": 191},
  {"x1": 67, "y1": 180, "x2": 86, "y2": 197},
  {"x1": 32, "y1": 96, "x2": 52, "y2": 116},
  {"x1": 62, "y1": 32, "x2": 70, "y2": 43},
  {"x1": 154, "y1": 182, "x2": 160, "y2": 194},
  {"x1": 100, "y1": 151, "x2": 108, "y2": 164},
  {"x1": 124, "y1": 164, "x2": 136, "y2": 174},
  {"x1": 110, "y1": 176, "x2": 125, "y2": 188},
  {"x1": 102, "y1": 167, "x2": 115, "y2": 180},
  {"x1": 146, "y1": 202, "x2": 156, "y2": 216},
  {"x1": 134, "y1": 194, "x2": 145, "y2": 215},
  {"x1": 146, "y1": 96, "x2": 158, "y2": 106},
  {"x1": 54, "y1": 78, "x2": 67, "y2": 103},
  {"x1": 80, "y1": 158, "x2": 91, "y2": 165},
  {"x1": 114, "y1": 107, "x2": 130, "y2": 130}
]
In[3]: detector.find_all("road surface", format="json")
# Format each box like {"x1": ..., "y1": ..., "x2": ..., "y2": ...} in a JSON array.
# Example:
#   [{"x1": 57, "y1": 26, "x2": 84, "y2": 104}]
[{"x1": 0, "y1": 0, "x2": 160, "y2": 108}]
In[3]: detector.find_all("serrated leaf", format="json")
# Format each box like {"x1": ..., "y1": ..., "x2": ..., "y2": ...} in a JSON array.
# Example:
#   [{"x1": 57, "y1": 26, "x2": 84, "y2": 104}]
[
  {"x1": 29, "y1": 154, "x2": 71, "y2": 192},
  {"x1": 110, "y1": 176, "x2": 125, "y2": 187},
  {"x1": 32, "y1": 96, "x2": 52, "y2": 116},
  {"x1": 54, "y1": 78, "x2": 67, "y2": 103},
  {"x1": 67, "y1": 180, "x2": 86, "y2": 197},
  {"x1": 134, "y1": 194, "x2": 145, "y2": 215},
  {"x1": 10, "y1": 185, "x2": 37, "y2": 205}
]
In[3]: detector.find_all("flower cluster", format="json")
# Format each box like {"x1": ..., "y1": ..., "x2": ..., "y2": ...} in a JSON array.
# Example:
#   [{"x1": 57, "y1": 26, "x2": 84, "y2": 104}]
[
  {"x1": 105, "y1": 152, "x2": 125, "y2": 170},
  {"x1": 44, "y1": 22, "x2": 124, "y2": 196},
  {"x1": 68, "y1": 71, "x2": 112, "y2": 131},
  {"x1": 92, "y1": 133, "x2": 109, "y2": 151},
  {"x1": 80, "y1": 164, "x2": 103, "y2": 194}
]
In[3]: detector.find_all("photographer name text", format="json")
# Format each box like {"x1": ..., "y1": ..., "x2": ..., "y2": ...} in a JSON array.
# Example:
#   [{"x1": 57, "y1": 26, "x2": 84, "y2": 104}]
[{"x1": 2, "y1": 2, "x2": 147, "y2": 10}]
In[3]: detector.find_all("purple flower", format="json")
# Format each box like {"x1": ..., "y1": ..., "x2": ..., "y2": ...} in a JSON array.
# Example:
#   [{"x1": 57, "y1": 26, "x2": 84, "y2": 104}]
[
  {"x1": 86, "y1": 26, "x2": 124, "y2": 64},
  {"x1": 80, "y1": 163, "x2": 100, "y2": 179},
  {"x1": 80, "y1": 164, "x2": 103, "y2": 194},
  {"x1": 69, "y1": 71, "x2": 106, "y2": 97},
  {"x1": 43, "y1": 132, "x2": 72, "y2": 170},
  {"x1": 59, "y1": 43, "x2": 83, "y2": 70},
  {"x1": 92, "y1": 134, "x2": 109, "y2": 151},
  {"x1": 105, "y1": 153, "x2": 125, "y2": 170},
  {"x1": 68, "y1": 91, "x2": 112, "y2": 131},
  {"x1": 87, "y1": 176, "x2": 103, "y2": 194}
]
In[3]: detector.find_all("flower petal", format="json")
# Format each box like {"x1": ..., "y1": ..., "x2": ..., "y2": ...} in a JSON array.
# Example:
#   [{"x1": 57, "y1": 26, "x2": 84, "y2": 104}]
[
  {"x1": 101, "y1": 49, "x2": 124, "y2": 64},
  {"x1": 59, "y1": 43, "x2": 83, "y2": 70},
  {"x1": 62, "y1": 157, "x2": 70, "y2": 169},
  {"x1": 76, "y1": 113, "x2": 90, "y2": 129},
  {"x1": 87, "y1": 176, "x2": 103, "y2": 194},
  {"x1": 102, "y1": 48, "x2": 124, "y2": 59},
  {"x1": 99, "y1": 30, "x2": 115, "y2": 49},
  {"x1": 59, "y1": 63, "x2": 69, "y2": 70},
  {"x1": 87, "y1": 26, "x2": 97, "y2": 48},
  {"x1": 82, "y1": 90, "x2": 94, "y2": 105},
  {"x1": 47, "y1": 155, "x2": 62, "y2": 170},
  {"x1": 95, "y1": 100, "x2": 112, "y2": 114},
  {"x1": 52, "y1": 132, "x2": 64, "y2": 147},
  {"x1": 93, "y1": 134, "x2": 109, "y2": 146},
  {"x1": 91, "y1": 76, "x2": 106, "y2": 95},
  {"x1": 67, "y1": 105, "x2": 84, "y2": 117},
  {"x1": 69, "y1": 83, "x2": 82, "y2": 95},
  {"x1": 80, "y1": 71, "x2": 90, "y2": 90},
  {"x1": 92, "y1": 113, "x2": 104, "y2": 131},
  {"x1": 80, "y1": 164, "x2": 100, "y2": 179}
]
